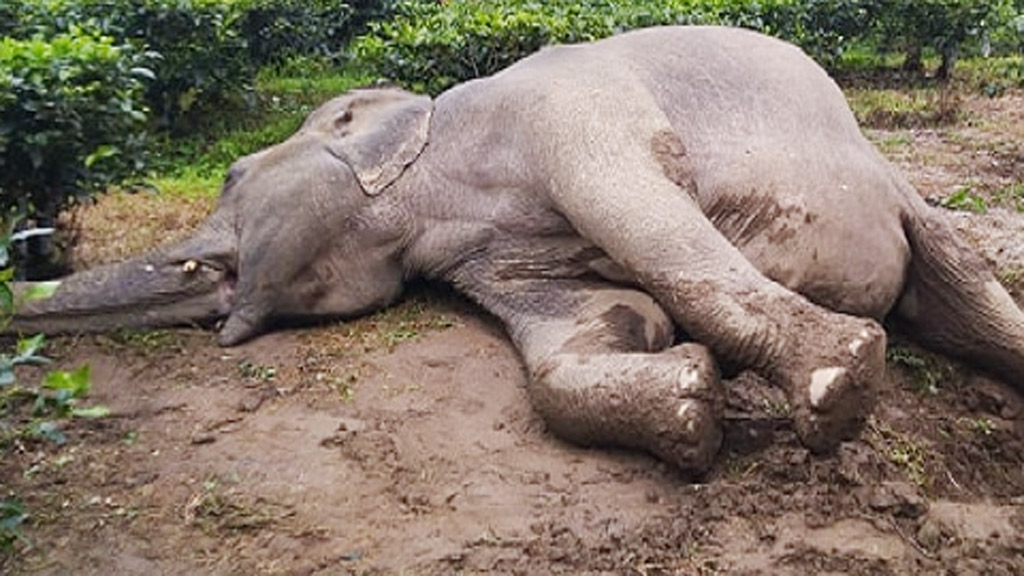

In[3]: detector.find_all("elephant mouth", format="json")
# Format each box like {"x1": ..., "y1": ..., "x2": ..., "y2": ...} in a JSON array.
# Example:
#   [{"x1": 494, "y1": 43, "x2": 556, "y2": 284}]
[
  {"x1": 177, "y1": 257, "x2": 238, "y2": 317},
  {"x1": 218, "y1": 273, "x2": 237, "y2": 315}
]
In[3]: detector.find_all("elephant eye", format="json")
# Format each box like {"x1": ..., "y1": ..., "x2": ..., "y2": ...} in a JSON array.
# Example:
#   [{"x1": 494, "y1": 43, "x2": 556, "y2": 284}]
[
  {"x1": 182, "y1": 260, "x2": 200, "y2": 274},
  {"x1": 334, "y1": 110, "x2": 353, "y2": 133}
]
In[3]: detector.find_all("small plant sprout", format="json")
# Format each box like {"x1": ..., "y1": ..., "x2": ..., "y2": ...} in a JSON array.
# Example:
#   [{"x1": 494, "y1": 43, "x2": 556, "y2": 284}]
[
  {"x1": 886, "y1": 344, "x2": 952, "y2": 395},
  {"x1": 940, "y1": 185, "x2": 988, "y2": 214},
  {"x1": 238, "y1": 361, "x2": 277, "y2": 383}
]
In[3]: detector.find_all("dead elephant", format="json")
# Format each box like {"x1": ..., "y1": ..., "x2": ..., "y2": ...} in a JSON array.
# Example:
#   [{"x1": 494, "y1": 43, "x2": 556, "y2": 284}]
[{"x1": 12, "y1": 26, "x2": 1024, "y2": 475}]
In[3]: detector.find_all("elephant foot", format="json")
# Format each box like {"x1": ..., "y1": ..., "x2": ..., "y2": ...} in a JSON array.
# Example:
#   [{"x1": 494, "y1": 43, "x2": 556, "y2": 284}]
[
  {"x1": 776, "y1": 316, "x2": 886, "y2": 452},
  {"x1": 645, "y1": 395, "x2": 722, "y2": 476},
  {"x1": 529, "y1": 342, "x2": 724, "y2": 476},
  {"x1": 620, "y1": 343, "x2": 725, "y2": 476}
]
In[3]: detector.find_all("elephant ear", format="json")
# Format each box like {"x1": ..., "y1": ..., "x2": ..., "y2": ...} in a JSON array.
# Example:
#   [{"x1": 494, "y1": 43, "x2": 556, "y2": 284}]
[{"x1": 316, "y1": 88, "x2": 433, "y2": 196}]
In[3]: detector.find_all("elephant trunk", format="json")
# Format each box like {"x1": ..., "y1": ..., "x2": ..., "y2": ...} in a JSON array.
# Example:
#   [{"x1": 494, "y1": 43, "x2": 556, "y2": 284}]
[{"x1": 7, "y1": 223, "x2": 237, "y2": 337}]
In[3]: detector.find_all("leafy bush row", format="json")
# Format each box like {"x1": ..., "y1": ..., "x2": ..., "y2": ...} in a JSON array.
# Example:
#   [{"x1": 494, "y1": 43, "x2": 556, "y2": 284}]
[
  {"x1": 5, "y1": 0, "x2": 379, "y2": 130},
  {"x1": 352, "y1": 0, "x2": 1022, "y2": 94},
  {"x1": 351, "y1": 0, "x2": 717, "y2": 94},
  {"x1": 348, "y1": 0, "x2": 869, "y2": 94}
]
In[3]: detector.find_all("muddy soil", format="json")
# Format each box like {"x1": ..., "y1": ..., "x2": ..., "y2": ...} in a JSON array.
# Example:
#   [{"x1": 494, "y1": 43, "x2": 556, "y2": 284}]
[{"x1": 3, "y1": 91, "x2": 1024, "y2": 576}]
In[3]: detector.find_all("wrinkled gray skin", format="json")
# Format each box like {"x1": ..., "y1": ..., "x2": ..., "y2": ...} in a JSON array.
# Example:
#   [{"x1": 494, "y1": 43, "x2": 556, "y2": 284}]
[{"x1": 13, "y1": 27, "x2": 1024, "y2": 475}]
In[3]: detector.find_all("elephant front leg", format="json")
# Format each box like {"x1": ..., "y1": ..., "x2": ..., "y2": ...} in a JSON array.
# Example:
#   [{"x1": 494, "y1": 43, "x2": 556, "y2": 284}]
[{"x1": 509, "y1": 287, "x2": 725, "y2": 476}]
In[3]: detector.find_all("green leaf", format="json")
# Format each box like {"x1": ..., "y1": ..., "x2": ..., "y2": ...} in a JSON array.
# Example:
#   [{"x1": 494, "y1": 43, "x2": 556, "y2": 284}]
[
  {"x1": 42, "y1": 365, "x2": 91, "y2": 398},
  {"x1": 0, "y1": 282, "x2": 12, "y2": 317},
  {"x1": 71, "y1": 405, "x2": 110, "y2": 419},
  {"x1": 0, "y1": 497, "x2": 27, "y2": 545},
  {"x1": 84, "y1": 144, "x2": 118, "y2": 168},
  {"x1": 0, "y1": 498, "x2": 26, "y2": 527},
  {"x1": 15, "y1": 334, "x2": 46, "y2": 361},
  {"x1": 0, "y1": 357, "x2": 15, "y2": 387},
  {"x1": 12, "y1": 335, "x2": 50, "y2": 368},
  {"x1": 23, "y1": 281, "x2": 61, "y2": 301},
  {"x1": 32, "y1": 421, "x2": 66, "y2": 445}
]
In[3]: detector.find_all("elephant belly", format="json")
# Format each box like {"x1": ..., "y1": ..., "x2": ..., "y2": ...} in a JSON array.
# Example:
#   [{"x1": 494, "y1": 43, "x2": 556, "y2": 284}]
[{"x1": 703, "y1": 188, "x2": 911, "y2": 320}]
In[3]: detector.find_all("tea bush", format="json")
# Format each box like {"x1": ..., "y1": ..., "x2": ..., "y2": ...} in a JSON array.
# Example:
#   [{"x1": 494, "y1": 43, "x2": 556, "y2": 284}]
[
  {"x1": 6, "y1": 0, "x2": 254, "y2": 131},
  {"x1": 239, "y1": 0, "x2": 387, "y2": 66},
  {"x1": 0, "y1": 30, "x2": 151, "y2": 222},
  {"x1": 351, "y1": 0, "x2": 715, "y2": 94},
  {"x1": 5, "y1": 0, "x2": 390, "y2": 130}
]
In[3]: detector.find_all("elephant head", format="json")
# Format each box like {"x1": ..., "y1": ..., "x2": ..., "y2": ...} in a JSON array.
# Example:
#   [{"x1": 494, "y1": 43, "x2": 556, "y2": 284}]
[{"x1": 12, "y1": 88, "x2": 433, "y2": 346}]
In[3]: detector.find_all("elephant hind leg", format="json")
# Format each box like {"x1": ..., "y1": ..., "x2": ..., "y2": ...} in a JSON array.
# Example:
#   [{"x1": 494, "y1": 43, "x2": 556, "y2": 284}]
[
  {"x1": 512, "y1": 286, "x2": 725, "y2": 476},
  {"x1": 893, "y1": 208, "x2": 1024, "y2": 388}
]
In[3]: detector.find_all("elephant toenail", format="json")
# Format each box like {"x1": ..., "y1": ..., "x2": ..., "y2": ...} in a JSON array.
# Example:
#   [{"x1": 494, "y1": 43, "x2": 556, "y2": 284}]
[
  {"x1": 848, "y1": 329, "x2": 873, "y2": 356},
  {"x1": 809, "y1": 367, "x2": 847, "y2": 407},
  {"x1": 677, "y1": 366, "x2": 700, "y2": 393},
  {"x1": 676, "y1": 400, "x2": 701, "y2": 434}
]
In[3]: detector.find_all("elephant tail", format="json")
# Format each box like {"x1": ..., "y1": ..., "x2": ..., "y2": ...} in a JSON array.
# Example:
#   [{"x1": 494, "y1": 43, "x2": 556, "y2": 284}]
[{"x1": 893, "y1": 194, "x2": 1024, "y2": 388}]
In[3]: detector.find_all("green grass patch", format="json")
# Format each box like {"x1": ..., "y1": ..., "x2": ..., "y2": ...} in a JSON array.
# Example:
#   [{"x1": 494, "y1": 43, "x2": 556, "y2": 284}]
[
  {"x1": 874, "y1": 133, "x2": 914, "y2": 152},
  {"x1": 147, "y1": 65, "x2": 371, "y2": 199},
  {"x1": 956, "y1": 55, "x2": 1024, "y2": 96},
  {"x1": 846, "y1": 86, "x2": 962, "y2": 129},
  {"x1": 886, "y1": 343, "x2": 954, "y2": 395},
  {"x1": 316, "y1": 291, "x2": 459, "y2": 356},
  {"x1": 940, "y1": 185, "x2": 989, "y2": 214},
  {"x1": 997, "y1": 266, "x2": 1024, "y2": 288},
  {"x1": 97, "y1": 329, "x2": 189, "y2": 356},
  {"x1": 833, "y1": 46, "x2": 906, "y2": 76},
  {"x1": 868, "y1": 417, "x2": 934, "y2": 491},
  {"x1": 255, "y1": 59, "x2": 375, "y2": 100},
  {"x1": 146, "y1": 169, "x2": 225, "y2": 199},
  {"x1": 0, "y1": 496, "x2": 28, "y2": 559}
]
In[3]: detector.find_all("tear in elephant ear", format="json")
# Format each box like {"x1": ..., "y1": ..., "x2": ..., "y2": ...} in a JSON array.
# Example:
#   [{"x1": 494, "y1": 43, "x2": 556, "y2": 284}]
[{"x1": 325, "y1": 90, "x2": 433, "y2": 196}]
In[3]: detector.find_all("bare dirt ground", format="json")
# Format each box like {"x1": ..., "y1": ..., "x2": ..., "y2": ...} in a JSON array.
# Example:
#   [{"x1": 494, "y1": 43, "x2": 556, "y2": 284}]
[{"x1": 3, "y1": 88, "x2": 1024, "y2": 576}]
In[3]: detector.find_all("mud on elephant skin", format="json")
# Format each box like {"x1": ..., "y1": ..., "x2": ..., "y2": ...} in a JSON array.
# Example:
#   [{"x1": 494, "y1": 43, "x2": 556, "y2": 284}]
[{"x1": 11, "y1": 26, "x2": 1024, "y2": 475}]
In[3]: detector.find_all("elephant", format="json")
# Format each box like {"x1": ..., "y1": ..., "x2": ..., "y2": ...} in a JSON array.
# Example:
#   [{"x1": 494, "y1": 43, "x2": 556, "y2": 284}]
[{"x1": 11, "y1": 26, "x2": 1024, "y2": 475}]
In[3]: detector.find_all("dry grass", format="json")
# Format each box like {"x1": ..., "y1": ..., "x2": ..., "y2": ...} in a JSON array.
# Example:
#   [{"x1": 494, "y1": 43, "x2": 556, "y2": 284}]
[
  {"x1": 63, "y1": 191, "x2": 215, "y2": 269},
  {"x1": 297, "y1": 289, "x2": 461, "y2": 399}
]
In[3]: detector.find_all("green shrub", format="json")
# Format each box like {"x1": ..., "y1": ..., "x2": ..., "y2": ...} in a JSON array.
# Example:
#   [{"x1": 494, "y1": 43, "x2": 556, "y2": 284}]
[
  {"x1": 7, "y1": 0, "x2": 252, "y2": 131},
  {"x1": 239, "y1": 0, "x2": 355, "y2": 66},
  {"x1": 764, "y1": 0, "x2": 876, "y2": 66},
  {"x1": 116, "y1": 0, "x2": 254, "y2": 131},
  {"x1": 351, "y1": 0, "x2": 714, "y2": 94},
  {"x1": 0, "y1": 30, "x2": 151, "y2": 222},
  {"x1": 0, "y1": 4, "x2": 18, "y2": 36},
  {"x1": 7, "y1": 0, "x2": 398, "y2": 131}
]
